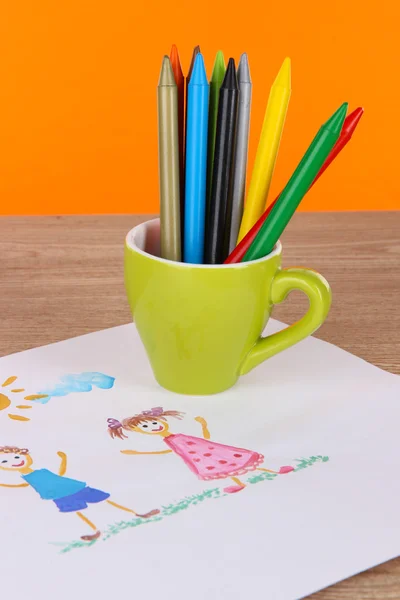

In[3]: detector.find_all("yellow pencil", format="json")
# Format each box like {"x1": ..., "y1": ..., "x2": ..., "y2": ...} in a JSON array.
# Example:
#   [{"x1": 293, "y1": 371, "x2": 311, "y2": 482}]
[{"x1": 237, "y1": 57, "x2": 291, "y2": 242}]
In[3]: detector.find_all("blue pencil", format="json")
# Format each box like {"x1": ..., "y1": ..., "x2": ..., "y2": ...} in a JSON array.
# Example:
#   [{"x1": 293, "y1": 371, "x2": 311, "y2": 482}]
[{"x1": 184, "y1": 53, "x2": 209, "y2": 264}]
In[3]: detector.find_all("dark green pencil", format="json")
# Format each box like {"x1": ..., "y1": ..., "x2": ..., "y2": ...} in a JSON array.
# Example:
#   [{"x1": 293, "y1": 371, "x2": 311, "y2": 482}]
[
  {"x1": 206, "y1": 51, "x2": 226, "y2": 219},
  {"x1": 244, "y1": 102, "x2": 348, "y2": 262}
]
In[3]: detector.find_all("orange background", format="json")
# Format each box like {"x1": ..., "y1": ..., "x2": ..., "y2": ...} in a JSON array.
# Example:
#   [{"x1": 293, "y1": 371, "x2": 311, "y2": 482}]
[{"x1": 0, "y1": 0, "x2": 399, "y2": 215}]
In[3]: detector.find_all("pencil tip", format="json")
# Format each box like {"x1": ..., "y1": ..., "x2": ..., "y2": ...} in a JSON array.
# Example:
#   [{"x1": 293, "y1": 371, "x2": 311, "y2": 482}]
[
  {"x1": 169, "y1": 44, "x2": 183, "y2": 79},
  {"x1": 344, "y1": 107, "x2": 364, "y2": 133},
  {"x1": 158, "y1": 56, "x2": 176, "y2": 86},
  {"x1": 222, "y1": 58, "x2": 238, "y2": 89},
  {"x1": 190, "y1": 53, "x2": 208, "y2": 86},
  {"x1": 187, "y1": 45, "x2": 201, "y2": 81},
  {"x1": 211, "y1": 50, "x2": 226, "y2": 81},
  {"x1": 324, "y1": 102, "x2": 348, "y2": 134},
  {"x1": 273, "y1": 57, "x2": 291, "y2": 89},
  {"x1": 238, "y1": 53, "x2": 251, "y2": 83}
]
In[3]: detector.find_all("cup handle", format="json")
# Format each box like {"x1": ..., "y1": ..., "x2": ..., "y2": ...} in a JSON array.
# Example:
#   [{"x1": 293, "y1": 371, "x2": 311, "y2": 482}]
[{"x1": 239, "y1": 268, "x2": 332, "y2": 376}]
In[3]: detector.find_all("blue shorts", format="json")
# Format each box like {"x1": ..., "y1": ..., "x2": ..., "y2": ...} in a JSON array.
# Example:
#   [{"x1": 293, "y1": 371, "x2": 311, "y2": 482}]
[{"x1": 53, "y1": 486, "x2": 110, "y2": 513}]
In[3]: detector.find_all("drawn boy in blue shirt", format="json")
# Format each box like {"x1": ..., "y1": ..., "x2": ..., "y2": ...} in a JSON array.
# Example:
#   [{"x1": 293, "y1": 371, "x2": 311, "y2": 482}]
[{"x1": 0, "y1": 446, "x2": 159, "y2": 541}]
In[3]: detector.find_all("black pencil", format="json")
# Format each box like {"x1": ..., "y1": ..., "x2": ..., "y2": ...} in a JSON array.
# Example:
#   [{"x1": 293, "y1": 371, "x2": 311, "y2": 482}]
[{"x1": 204, "y1": 58, "x2": 239, "y2": 264}]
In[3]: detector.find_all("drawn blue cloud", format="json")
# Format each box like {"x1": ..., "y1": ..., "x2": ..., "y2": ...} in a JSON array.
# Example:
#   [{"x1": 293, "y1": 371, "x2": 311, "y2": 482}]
[{"x1": 37, "y1": 372, "x2": 115, "y2": 404}]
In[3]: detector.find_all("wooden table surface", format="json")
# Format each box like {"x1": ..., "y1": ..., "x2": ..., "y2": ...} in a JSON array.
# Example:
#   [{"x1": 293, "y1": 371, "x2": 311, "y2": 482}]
[{"x1": 0, "y1": 212, "x2": 399, "y2": 598}]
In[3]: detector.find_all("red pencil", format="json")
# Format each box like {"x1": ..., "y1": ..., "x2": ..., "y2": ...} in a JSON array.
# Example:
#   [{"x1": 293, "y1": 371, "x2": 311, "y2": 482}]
[
  {"x1": 170, "y1": 44, "x2": 185, "y2": 227},
  {"x1": 225, "y1": 107, "x2": 364, "y2": 264}
]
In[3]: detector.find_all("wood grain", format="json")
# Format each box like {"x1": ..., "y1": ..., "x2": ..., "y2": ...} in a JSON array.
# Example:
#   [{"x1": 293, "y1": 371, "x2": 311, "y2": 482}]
[{"x1": 0, "y1": 212, "x2": 399, "y2": 598}]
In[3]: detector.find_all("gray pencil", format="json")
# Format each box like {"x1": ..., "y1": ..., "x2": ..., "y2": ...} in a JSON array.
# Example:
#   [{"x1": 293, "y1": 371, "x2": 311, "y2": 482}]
[
  {"x1": 226, "y1": 53, "x2": 252, "y2": 253},
  {"x1": 158, "y1": 56, "x2": 181, "y2": 261}
]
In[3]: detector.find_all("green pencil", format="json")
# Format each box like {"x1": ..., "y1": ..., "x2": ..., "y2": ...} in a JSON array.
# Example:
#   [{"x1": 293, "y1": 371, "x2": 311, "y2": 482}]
[
  {"x1": 244, "y1": 102, "x2": 348, "y2": 262},
  {"x1": 206, "y1": 51, "x2": 226, "y2": 218}
]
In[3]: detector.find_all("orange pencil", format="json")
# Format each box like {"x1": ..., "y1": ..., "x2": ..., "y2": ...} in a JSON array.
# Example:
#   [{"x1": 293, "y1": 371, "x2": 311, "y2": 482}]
[{"x1": 170, "y1": 44, "x2": 185, "y2": 228}]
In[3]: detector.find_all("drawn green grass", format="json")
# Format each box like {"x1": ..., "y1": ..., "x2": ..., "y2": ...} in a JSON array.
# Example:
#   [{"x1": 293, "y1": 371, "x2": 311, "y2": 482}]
[{"x1": 56, "y1": 456, "x2": 329, "y2": 554}]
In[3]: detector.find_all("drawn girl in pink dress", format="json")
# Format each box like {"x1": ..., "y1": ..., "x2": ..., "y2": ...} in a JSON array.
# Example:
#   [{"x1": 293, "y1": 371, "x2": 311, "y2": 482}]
[{"x1": 107, "y1": 408, "x2": 293, "y2": 493}]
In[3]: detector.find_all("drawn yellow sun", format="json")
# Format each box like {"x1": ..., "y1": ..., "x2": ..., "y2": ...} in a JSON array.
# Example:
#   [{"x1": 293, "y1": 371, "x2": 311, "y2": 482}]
[{"x1": 0, "y1": 376, "x2": 48, "y2": 422}]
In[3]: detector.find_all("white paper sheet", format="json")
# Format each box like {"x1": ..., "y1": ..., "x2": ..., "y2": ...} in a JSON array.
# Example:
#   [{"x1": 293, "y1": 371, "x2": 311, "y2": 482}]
[{"x1": 0, "y1": 320, "x2": 399, "y2": 600}]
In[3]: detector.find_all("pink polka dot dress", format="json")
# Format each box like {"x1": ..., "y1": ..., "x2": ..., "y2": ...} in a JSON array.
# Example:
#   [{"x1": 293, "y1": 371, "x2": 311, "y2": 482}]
[{"x1": 163, "y1": 434, "x2": 264, "y2": 480}]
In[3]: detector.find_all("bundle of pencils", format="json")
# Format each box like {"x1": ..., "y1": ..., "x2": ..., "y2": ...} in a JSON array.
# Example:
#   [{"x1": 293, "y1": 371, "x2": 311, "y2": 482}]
[{"x1": 157, "y1": 45, "x2": 364, "y2": 265}]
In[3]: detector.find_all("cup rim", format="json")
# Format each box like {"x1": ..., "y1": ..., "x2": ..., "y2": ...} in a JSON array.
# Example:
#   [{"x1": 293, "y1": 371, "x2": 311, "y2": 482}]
[{"x1": 125, "y1": 218, "x2": 282, "y2": 269}]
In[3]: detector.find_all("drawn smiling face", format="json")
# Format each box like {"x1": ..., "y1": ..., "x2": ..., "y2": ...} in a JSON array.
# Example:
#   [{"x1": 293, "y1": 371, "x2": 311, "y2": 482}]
[
  {"x1": 0, "y1": 452, "x2": 33, "y2": 472},
  {"x1": 134, "y1": 419, "x2": 169, "y2": 435}
]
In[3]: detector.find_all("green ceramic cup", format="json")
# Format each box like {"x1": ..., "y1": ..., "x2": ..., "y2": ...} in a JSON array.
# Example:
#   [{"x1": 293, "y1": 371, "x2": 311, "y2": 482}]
[{"x1": 125, "y1": 219, "x2": 331, "y2": 395}]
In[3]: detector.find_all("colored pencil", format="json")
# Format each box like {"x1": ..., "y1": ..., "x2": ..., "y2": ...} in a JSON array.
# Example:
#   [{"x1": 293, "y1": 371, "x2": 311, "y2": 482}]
[
  {"x1": 238, "y1": 57, "x2": 291, "y2": 242},
  {"x1": 184, "y1": 54, "x2": 209, "y2": 264},
  {"x1": 311, "y1": 106, "x2": 364, "y2": 186},
  {"x1": 225, "y1": 53, "x2": 252, "y2": 254},
  {"x1": 187, "y1": 45, "x2": 200, "y2": 82},
  {"x1": 225, "y1": 106, "x2": 364, "y2": 264},
  {"x1": 157, "y1": 56, "x2": 181, "y2": 262},
  {"x1": 244, "y1": 102, "x2": 348, "y2": 262},
  {"x1": 169, "y1": 44, "x2": 185, "y2": 230},
  {"x1": 224, "y1": 198, "x2": 278, "y2": 263},
  {"x1": 204, "y1": 58, "x2": 239, "y2": 264},
  {"x1": 180, "y1": 45, "x2": 200, "y2": 244},
  {"x1": 185, "y1": 45, "x2": 201, "y2": 146},
  {"x1": 206, "y1": 51, "x2": 226, "y2": 219}
]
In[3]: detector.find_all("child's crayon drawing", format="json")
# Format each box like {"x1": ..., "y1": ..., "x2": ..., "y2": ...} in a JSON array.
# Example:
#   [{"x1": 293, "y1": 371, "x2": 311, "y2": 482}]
[
  {"x1": 0, "y1": 446, "x2": 159, "y2": 541},
  {"x1": 0, "y1": 372, "x2": 115, "y2": 421},
  {"x1": 108, "y1": 407, "x2": 294, "y2": 493},
  {"x1": 0, "y1": 376, "x2": 48, "y2": 421},
  {"x1": 56, "y1": 456, "x2": 329, "y2": 554},
  {"x1": 37, "y1": 372, "x2": 115, "y2": 404}
]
